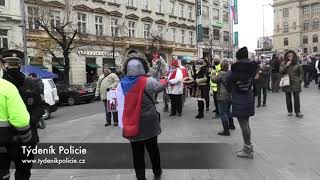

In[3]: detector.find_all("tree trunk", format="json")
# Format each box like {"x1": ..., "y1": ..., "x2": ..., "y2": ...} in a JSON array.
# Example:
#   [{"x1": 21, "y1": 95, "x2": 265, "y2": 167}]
[{"x1": 63, "y1": 51, "x2": 70, "y2": 85}]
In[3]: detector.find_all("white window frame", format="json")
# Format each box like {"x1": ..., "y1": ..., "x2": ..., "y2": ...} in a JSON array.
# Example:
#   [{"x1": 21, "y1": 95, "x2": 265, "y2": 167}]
[
  {"x1": 172, "y1": 28, "x2": 176, "y2": 42},
  {"x1": 179, "y1": 3, "x2": 184, "y2": 18},
  {"x1": 128, "y1": 21, "x2": 136, "y2": 37},
  {"x1": 303, "y1": 6, "x2": 309, "y2": 15},
  {"x1": 77, "y1": 13, "x2": 87, "y2": 34},
  {"x1": 312, "y1": 3, "x2": 320, "y2": 14},
  {"x1": 27, "y1": 6, "x2": 40, "y2": 30},
  {"x1": 213, "y1": 8, "x2": 219, "y2": 20},
  {"x1": 50, "y1": 10, "x2": 61, "y2": 31},
  {"x1": 181, "y1": 29, "x2": 185, "y2": 44},
  {"x1": 0, "y1": 29, "x2": 8, "y2": 49},
  {"x1": 169, "y1": 1, "x2": 175, "y2": 15},
  {"x1": 188, "y1": 6, "x2": 192, "y2": 19},
  {"x1": 142, "y1": 0, "x2": 149, "y2": 10},
  {"x1": 95, "y1": 15, "x2": 103, "y2": 35},
  {"x1": 111, "y1": 18, "x2": 119, "y2": 37},
  {"x1": 127, "y1": 0, "x2": 134, "y2": 7},
  {"x1": 144, "y1": 23, "x2": 151, "y2": 39},
  {"x1": 189, "y1": 31, "x2": 193, "y2": 45},
  {"x1": 157, "y1": 25, "x2": 163, "y2": 38},
  {"x1": 156, "y1": 0, "x2": 162, "y2": 13},
  {"x1": 202, "y1": 6, "x2": 209, "y2": 18}
]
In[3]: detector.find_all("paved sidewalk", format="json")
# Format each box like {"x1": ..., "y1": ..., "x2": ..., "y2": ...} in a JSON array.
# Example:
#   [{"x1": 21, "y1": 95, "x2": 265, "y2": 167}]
[{"x1": 12, "y1": 86, "x2": 320, "y2": 180}]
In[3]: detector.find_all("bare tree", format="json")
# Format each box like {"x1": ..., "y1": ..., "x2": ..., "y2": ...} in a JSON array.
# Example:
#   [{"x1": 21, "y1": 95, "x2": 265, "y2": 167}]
[{"x1": 33, "y1": 0, "x2": 91, "y2": 84}]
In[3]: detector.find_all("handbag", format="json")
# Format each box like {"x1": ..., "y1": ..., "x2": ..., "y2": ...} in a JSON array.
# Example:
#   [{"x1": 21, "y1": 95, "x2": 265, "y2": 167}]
[{"x1": 279, "y1": 74, "x2": 290, "y2": 87}]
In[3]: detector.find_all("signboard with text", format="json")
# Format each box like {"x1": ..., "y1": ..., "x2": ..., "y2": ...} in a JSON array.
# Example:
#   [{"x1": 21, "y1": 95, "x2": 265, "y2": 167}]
[{"x1": 196, "y1": 0, "x2": 202, "y2": 16}]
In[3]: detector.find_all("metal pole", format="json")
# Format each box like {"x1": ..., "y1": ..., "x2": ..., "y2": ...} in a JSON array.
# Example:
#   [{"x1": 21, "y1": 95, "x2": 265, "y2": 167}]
[
  {"x1": 262, "y1": 5, "x2": 265, "y2": 38},
  {"x1": 20, "y1": 0, "x2": 28, "y2": 66}
]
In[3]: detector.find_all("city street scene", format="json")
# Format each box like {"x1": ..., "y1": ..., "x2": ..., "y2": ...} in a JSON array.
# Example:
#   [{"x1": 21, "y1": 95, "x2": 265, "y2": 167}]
[{"x1": 0, "y1": 0, "x2": 320, "y2": 180}]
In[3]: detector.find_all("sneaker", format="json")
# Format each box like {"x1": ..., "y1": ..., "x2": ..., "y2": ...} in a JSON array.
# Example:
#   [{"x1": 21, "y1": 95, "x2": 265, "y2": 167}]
[
  {"x1": 257, "y1": 104, "x2": 261, "y2": 108},
  {"x1": 296, "y1": 113, "x2": 304, "y2": 118},
  {"x1": 105, "y1": 123, "x2": 111, "y2": 127},
  {"x1": 288, "y1": 112, "x2": 293, "y2": 116},
  {"x1": 236, "y1": 145, "x2": 253, "y2": 159}
]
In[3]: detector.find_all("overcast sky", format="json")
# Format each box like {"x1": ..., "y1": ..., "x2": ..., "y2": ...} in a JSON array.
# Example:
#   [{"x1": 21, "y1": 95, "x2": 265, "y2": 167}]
[{"x1": 234, "y1": 0, "x2": 273, "y2": 52}]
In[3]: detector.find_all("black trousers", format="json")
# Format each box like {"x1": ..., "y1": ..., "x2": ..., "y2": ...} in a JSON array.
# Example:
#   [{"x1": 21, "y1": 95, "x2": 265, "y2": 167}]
[
  {"x1": 213, "y1": 91, "x2": 219, "y2": 114},
  {"x1": 257, "y1": 87, "x2": 267, "y2": 105},
  {"x1": 103, "y1": 100, "x2": 118, "y2": 124},
  {"x1": 303, "y1": 66, "x2": 311, "y2": 86},
  {"x1": 0, "y1": 144, "x2": 35, "y2": 180},
  {"x1": 271, "y1": 73, "x2": 281, "y2": 93},
  {"x1": 169, "y1": 94, "x2": 182, "y2": 114},
  {"x1": 197, "y1": 101, "x2": 204, "y2": 116},
  {"x1": 285, "y1": 92, "x2": 301, "y2": 114},
  {"x1": 130, "y1": 136, "x2": 161, "y2": 180}
]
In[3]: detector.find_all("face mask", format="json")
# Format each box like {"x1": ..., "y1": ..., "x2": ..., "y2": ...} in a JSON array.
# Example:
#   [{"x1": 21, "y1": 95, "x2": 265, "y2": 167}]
[{"x1": 214, "y1": 62, "x2": 220, "y2": 65}]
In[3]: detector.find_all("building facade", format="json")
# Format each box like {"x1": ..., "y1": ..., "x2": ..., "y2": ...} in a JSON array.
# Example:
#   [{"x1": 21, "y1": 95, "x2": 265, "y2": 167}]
[
  {"x1": 0, "y1": 0, "x2": 23, "y2": 50},
  {"x1": 199, "y1": 0, "x2": 233, "y2": 59},
  {"x1": 273, "y1": 0, "x2": 320, "y2": 54},
  {"x1": 25, "y1": 0, "x2": 197, "y2": 85}
]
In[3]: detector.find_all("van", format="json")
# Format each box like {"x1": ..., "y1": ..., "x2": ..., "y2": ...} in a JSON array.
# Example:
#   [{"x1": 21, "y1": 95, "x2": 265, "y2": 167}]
[{"x1": 42, "y1": 79, "x2": 59, "y2": 119}]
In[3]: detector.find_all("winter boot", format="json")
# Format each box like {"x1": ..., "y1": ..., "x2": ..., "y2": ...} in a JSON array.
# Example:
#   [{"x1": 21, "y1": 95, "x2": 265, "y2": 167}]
[
  {"x1": 228, "y1": 118, "x2": 235, "y2": 130},
  {"x1": 236, "y1": 144, "x2": 253, "y2": 159},
  {"x1": 218, "y1": 122, "x2": 230, "y2": 136}
]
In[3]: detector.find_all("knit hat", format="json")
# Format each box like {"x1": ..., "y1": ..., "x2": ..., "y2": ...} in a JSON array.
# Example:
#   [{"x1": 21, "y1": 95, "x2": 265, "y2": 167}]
[
  {"x1": 236, "y1": 46, "x2": 249, "y2": 60},
  {"x1": 171, "y1": 59, "x2": 179, "y2": 67}
]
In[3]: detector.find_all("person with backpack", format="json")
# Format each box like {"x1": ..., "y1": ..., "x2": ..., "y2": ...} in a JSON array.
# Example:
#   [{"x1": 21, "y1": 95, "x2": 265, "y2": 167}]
[
  {"x1": 192, "y1": 58, "x2": 210, "y2": 119},
  {"x1": 211, "y1": 59, "x2": 235, "y2": 136},
  {"x1": 95, "y1": 65, "x2": 120, "y2": 126},
  {"x1": 280, "y1": 50, "x2": 304, "y2": 118},
  {"x1": 226, "y1": 47, "x2": 258, "y2": 159}
]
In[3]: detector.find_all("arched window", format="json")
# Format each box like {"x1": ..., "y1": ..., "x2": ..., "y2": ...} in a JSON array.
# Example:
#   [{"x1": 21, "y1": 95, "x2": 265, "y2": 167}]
[
  {"x1": 304, "y1": 20, "x2": 309, "y2": 30},
  {"x1": 283, "y1": 22, "x2": 289, "y2": 33},
  {"x1": 313, "y1": 34, "x2": 318, "y2": 43},
  {"x1": 303, "y1": 36, "x2": 308, "y2": 44},
  {"x1": 313, "y1": 18, "x2": 319, "y2": 29},
  {"x1": 284, "y1": 38, "x2": 289, "y2": 46}
]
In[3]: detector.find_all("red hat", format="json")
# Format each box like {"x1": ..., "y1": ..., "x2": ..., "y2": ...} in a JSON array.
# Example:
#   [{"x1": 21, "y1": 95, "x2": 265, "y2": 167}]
[{"x1": 171, "y1": 59, "x2": 179, "y2": 67}]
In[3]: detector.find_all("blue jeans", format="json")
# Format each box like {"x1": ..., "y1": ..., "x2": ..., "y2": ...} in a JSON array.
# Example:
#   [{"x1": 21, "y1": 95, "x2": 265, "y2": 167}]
[{"x1": 218, "y1": 101, "x2": 232, "y2": 127}]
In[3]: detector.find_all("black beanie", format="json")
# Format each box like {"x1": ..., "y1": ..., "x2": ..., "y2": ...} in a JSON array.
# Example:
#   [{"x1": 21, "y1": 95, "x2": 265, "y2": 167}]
[{"x1": 236, "y1": 46, "x2": 248, "y2": 60}]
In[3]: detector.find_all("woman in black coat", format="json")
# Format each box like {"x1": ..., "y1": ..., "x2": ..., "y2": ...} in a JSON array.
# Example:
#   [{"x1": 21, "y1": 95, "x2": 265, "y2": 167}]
[{"x1": 227, "y1": 47, "x2": 258, "y2": 159}]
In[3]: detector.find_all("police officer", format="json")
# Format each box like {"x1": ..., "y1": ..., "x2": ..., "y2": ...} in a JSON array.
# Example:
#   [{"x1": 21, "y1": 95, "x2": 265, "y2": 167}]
[
  {"x1": 0, "y1": 78, "x2": 31, "y2": 180},
  {"x1": 210, "y1": 55, "x2": 221, "y2": 117},
  {"x1": 1, "y1": 50, "x2": 39, "y2": 180}
]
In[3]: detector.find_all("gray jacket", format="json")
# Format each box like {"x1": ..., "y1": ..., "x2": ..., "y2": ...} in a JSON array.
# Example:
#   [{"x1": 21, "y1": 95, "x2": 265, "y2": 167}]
[
  {"x1": 122, "y1": 59, "x2": 164, "y2": 141},
  {"x1": 211, "y1": 71, "x2": 231, "y2": 102}
]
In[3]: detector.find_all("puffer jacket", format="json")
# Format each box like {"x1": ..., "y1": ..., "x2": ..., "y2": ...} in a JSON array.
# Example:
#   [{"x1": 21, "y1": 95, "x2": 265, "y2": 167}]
[
  {"x1": 211, "y1": 71, "x2": 231, "y2": 102},
  {"x1": 280, "y1": 62, "x2": 303, "y2": 93}
]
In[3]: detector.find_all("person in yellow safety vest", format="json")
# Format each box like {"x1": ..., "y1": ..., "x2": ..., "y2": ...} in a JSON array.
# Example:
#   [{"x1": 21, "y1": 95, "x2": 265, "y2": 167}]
[
  {"x1": 0, "y1": 78, "x2": 31, "y2": 180},
  {"x1": 210, "y1": 55, "x2": 221, "y2": 117}
]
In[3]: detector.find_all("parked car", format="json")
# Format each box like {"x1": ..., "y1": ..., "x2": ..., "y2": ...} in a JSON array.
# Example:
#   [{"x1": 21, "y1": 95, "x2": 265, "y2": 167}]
[
  {"x1": 84, "y1": 82, "x2": 97, "y2": 94},
  {"x1": 56, "y1": 84, "x2": 95, "y2": 106},
  {"x1": 42, "y1": 79, "x2": 59, "y2": 119}
]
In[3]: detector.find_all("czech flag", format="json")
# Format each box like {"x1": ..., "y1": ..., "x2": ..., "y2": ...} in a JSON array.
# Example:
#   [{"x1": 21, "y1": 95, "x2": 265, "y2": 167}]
[{"x1": 116, "y1": 76, "x2": 148, "y2": 137}]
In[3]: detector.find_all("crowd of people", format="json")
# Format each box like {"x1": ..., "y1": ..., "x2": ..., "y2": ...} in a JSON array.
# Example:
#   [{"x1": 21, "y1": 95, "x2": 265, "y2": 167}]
[{"x1": 1, "y1": 46, "x2": 319, "y2": 180}]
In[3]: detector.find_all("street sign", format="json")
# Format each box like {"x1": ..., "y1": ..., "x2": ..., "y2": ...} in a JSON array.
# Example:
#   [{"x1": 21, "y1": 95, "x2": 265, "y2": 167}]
[
  {"x1": 196, "y1": 0, "x2": 202, "y2": 16},
  {"x1": 197, "y1": 24, "x2": 203, "y2": 42}
]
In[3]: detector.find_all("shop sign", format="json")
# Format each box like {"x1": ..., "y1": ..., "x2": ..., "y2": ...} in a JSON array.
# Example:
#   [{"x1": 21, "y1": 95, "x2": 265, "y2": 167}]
[{"x1": 77, "y1": 51, "x2": 120, "y2": 57}]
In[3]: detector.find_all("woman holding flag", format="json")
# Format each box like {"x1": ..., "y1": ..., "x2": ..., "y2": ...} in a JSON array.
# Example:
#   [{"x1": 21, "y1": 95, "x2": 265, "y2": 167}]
[{"x1": 116, "y1": 51, "x2": 164, "y2": 180}]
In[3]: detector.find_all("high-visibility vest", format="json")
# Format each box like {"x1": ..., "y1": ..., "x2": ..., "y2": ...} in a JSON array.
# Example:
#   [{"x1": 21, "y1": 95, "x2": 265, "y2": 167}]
[
  {"x1": 210, "y1": 64, "x2": 221, "y2": 92},
  {"x1": 0, "y1": 79, "x2": 31, "y2": 143}
]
